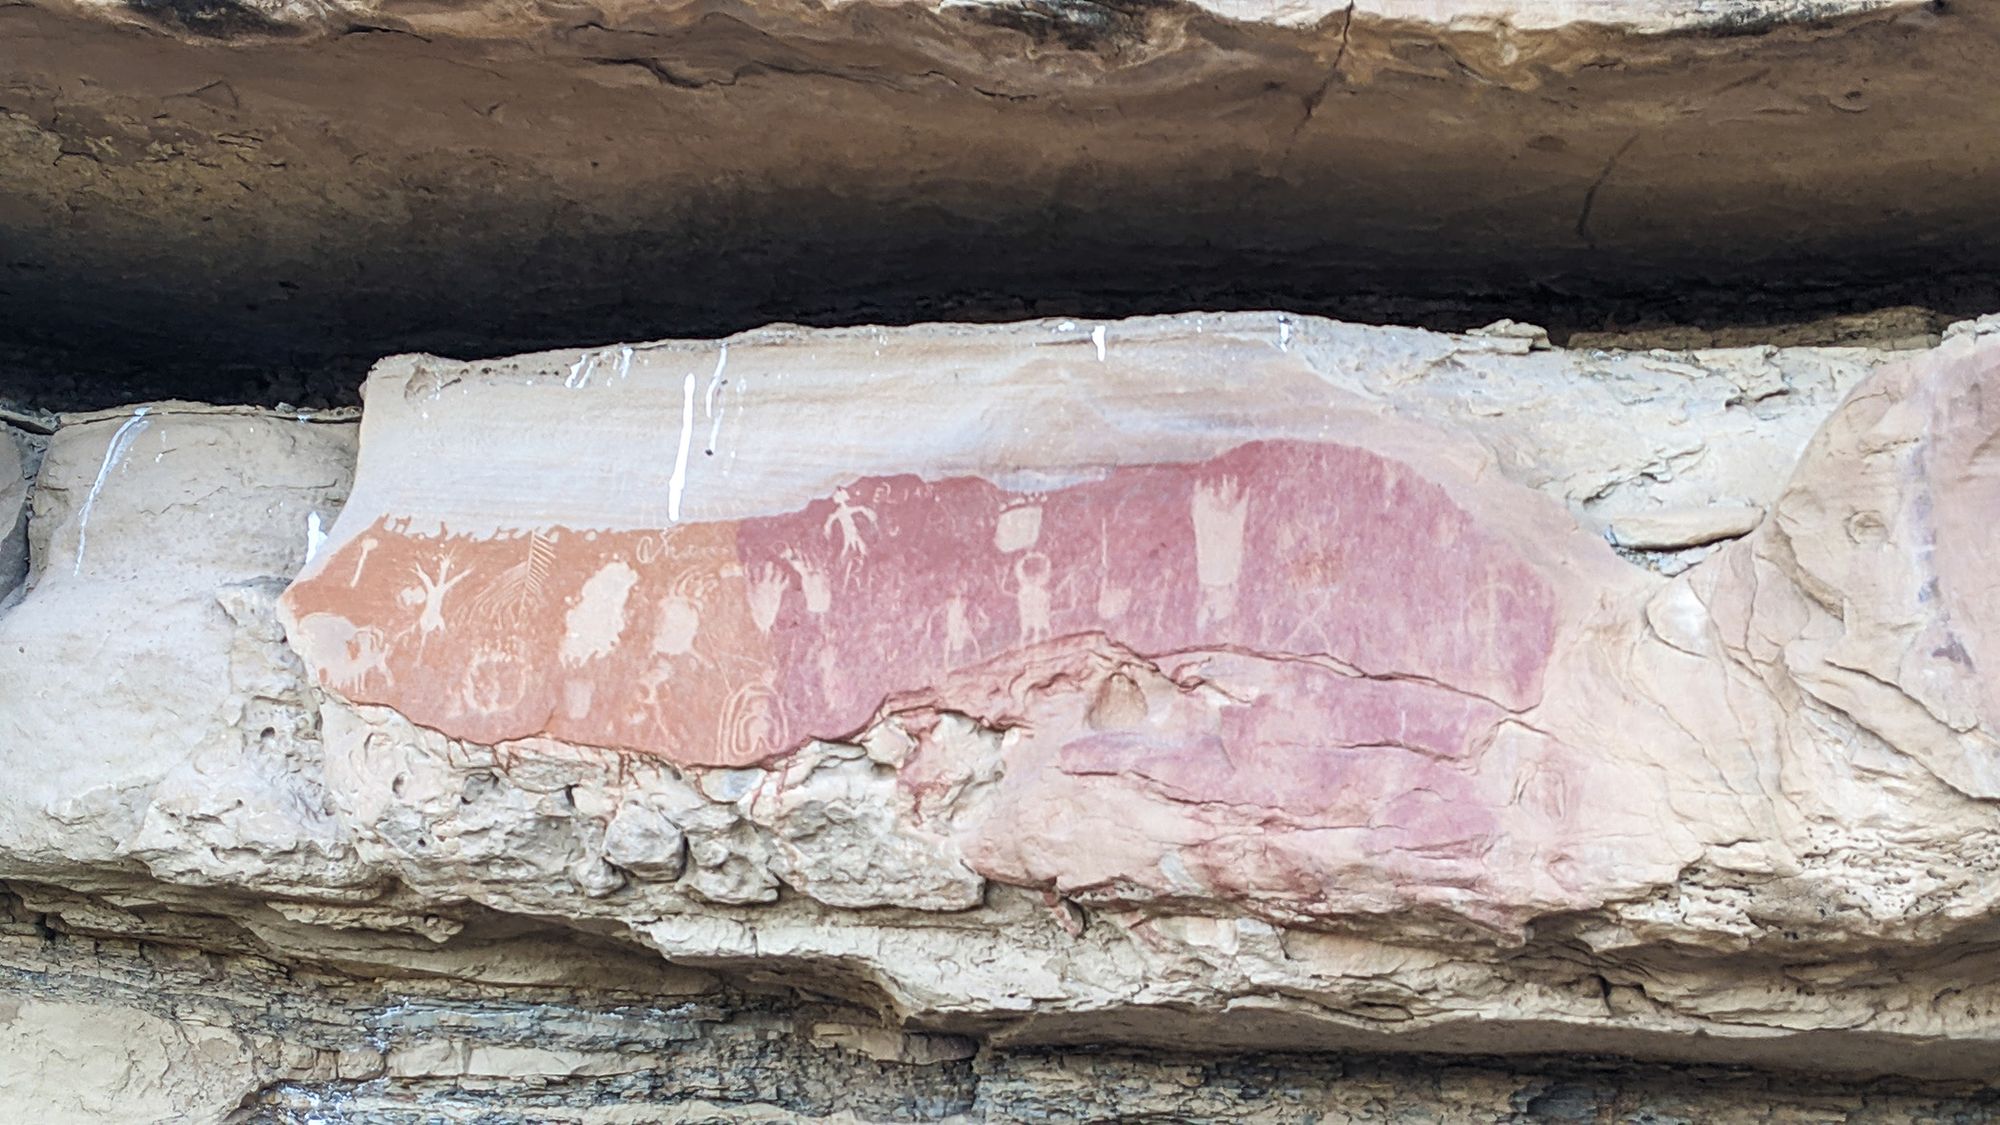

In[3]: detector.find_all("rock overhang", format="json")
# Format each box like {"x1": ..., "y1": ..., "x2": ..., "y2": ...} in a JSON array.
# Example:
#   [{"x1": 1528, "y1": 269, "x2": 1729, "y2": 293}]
[
  {"x1": 10, "y1": 0, "x2": 2000, "y2": 1113},
  {"x1": 0, "y1": 0, "x2": 1985, "y2": 407},
  {"x1": 0, "y1": 313, "x2": 1930, "y2": 1073}
]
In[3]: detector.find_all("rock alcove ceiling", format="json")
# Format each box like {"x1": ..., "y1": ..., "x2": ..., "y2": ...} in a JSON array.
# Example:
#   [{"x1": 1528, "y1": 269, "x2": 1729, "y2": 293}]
[{"x1": 0, "y1": 0, "x2": 1993, "y2": 407}]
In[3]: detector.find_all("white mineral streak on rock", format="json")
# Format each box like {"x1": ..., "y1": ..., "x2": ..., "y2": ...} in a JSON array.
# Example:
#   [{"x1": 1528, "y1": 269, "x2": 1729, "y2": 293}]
[
  {"x1": 705, "y1": 344, "x2": 729, "y2": 456},
  {"x1": 323, "y1": 314, "x2": 1877, "y2": 540},
  {"x1": 71, "y1": 405, "x2": 149, "y2": 576},
  {"x1": 669, "y1": 369, "x2": 698, "y2": 522}
]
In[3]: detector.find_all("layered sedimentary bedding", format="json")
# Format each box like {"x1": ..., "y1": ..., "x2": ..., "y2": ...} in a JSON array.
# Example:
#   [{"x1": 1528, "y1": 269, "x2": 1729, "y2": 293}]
[
  {"x1": 11, "y1": 0, "x2": 2000, "y2": 1120},
  {"x1": 0, "y1": 0, "x2": 1991, "y2": 405},
  {"x1": 8, "y1": 311, "x2": 2000, "y2": 1119}
]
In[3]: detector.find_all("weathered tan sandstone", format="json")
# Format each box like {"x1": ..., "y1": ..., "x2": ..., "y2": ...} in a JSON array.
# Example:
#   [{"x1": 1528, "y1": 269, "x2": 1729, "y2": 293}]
[
  {"x1": 0, "y1": 405, "x2": 362, "y2": 887},
  {"x1": 263, "y1": 317, "x2": 2000, "y2": 1077},
  {"x1": 9, "y1": 894, "x2": 2000, "y2": 1124},
  {"x1": 13, "y1": 314, "x2": 2000, "y2": 1119},
  {"x1": 7, "y1": 0, "x2": 2000, "y2": 1116}
]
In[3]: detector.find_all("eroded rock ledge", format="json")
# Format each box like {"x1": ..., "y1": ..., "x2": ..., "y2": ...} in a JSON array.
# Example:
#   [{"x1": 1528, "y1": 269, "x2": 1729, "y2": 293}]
[
  {"x1": 0, "y1": 0, "x2": 1990, "y2": 407},
  {"x1": 9, "y1": 887, "x2": 2000, "y2": 1123},
  {"x1": 7, "y1": 313, "x2": 2000, "y2": 1121}
]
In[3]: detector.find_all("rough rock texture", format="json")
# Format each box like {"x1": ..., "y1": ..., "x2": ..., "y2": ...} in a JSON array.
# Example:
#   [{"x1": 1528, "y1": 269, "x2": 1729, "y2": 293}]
[
  {"x1": 264, "y1": 313, "x2": 2000, "y2": 1076},
  {"x1": 0, "y1": 425, "x2": 36, "y2": 604},
  {"x1": 9, "y1": 889, "x2": 2000, "y2": 1125},
  {"x1": 0, "y1": 0, "x2": 1991, "y2": 406},
  {"x1": 15, "y1": 313, "x2": 2000, "y2": 1120},
  {"x1": 1, "y1": 404, "x2": 359, "y2": 894},
  {"x1": 12, "y1": 890, "x2": 2000, "y2": 1125},
  {"x1": 15, "y1": 0, "x2": 2000, "y2": 1118}
]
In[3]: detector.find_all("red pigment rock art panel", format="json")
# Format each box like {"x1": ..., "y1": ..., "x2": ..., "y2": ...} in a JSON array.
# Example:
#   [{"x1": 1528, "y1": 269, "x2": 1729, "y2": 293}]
[
  {"x1": 1058, "y1": 667, "x2": 1508, "y2": 817},
  {"x1": 284, "y1": 440, "x2": 1556, "y2": 767}
]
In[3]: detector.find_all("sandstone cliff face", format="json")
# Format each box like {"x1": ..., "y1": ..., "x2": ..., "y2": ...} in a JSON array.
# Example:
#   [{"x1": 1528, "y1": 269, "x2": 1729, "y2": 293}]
[
  {"x1": 7, "y1": 311, "x2": 2000, "y2": 1120},
  {"x1": 9, "y1": 0, "x2": 2000, "y2": 1119}
]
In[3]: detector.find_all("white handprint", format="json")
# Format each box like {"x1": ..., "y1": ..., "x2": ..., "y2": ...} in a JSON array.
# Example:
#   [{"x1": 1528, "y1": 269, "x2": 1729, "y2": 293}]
[{"x1": 746, "y1": 563, "x2": 791, "y2": 634}]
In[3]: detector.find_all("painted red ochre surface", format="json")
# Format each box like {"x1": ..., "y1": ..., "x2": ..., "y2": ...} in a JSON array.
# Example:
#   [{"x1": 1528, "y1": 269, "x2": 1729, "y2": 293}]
[{"x1": 283, "y1": 440, "x2": 1556, "y2": 766}]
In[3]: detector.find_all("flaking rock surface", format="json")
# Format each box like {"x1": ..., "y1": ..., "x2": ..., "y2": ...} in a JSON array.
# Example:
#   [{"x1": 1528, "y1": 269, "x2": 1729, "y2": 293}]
[{"x1": 11, "y1": 314, "x2": 2000, "y2": 1121}]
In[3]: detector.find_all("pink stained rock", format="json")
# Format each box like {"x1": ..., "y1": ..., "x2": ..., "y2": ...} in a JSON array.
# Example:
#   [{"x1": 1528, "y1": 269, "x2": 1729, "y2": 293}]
[
  {"x1": 276, "y1": 317, "x2": 1693, "y2": 929},
  {"x1": 282, "y1": 439, "x2": 1556, "y2": 767}
]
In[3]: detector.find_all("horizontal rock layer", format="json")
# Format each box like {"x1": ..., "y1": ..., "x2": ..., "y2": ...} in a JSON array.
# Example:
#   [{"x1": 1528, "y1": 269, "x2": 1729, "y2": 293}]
[
  {"x1": 9, "y1": 313, "x2": 2000, "y2": 1125},
  {"x1": 0, "y1": 0, "x2": 1987, "y2": 406},
  {"x1": 12, "y1": 885, "x2": 2000, "y2": 1124}
]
